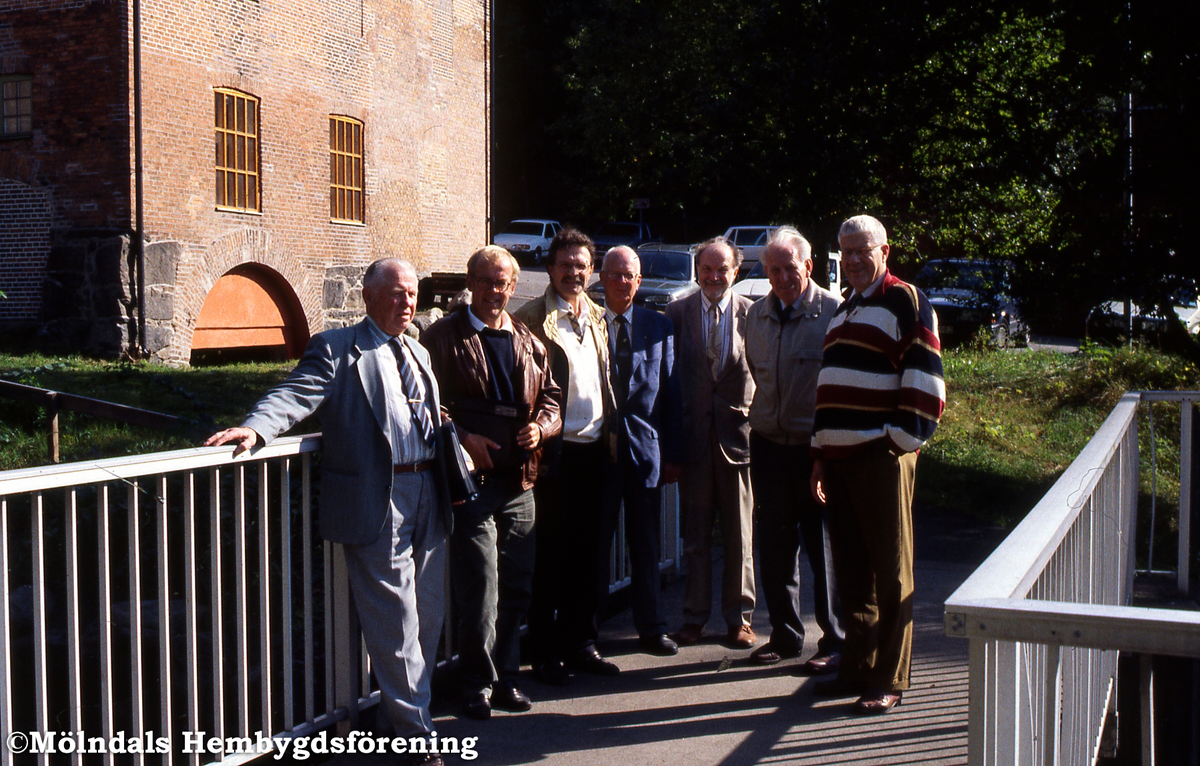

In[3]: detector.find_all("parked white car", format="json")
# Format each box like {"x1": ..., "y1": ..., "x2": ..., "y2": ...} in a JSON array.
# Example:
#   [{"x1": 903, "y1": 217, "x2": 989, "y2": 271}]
[
  {"x1": 721, "y1": 225, "x2": 778, "y2": 266},
  {"x1": 732, "y1": 252, "x2": 842, "y2": 300},
  {"x1": 493, "y1": 219, "x2": 561, "y2": 265}
]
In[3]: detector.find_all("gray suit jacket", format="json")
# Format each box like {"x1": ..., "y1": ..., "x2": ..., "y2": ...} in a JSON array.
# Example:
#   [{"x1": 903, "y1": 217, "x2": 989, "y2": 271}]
[
  {"x1": 242, "y1": 319, "x2": 451, "y2": 545},
  {"x1": 665, "y1": 291, "x2": 756, "y2": 465}
]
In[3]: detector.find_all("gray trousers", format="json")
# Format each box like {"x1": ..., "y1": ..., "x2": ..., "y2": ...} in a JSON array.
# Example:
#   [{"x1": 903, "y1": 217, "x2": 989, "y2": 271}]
[
  {"x1": 751, "y1": 431, "x2": 844, "y2": 655},
  {"x1": 342, "y1": 471, "x2": 446, "y2": 736},
  {"x1": 451, "y1": 471, "x2": 536, "y2": 696}
]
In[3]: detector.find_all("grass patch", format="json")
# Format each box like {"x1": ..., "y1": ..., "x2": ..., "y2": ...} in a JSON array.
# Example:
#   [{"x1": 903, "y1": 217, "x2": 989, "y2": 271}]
[
  {"x1": 922, "y1": 343, "x2": 1200, "y2": 546},
  {"x1": 0, "y1": 354, "x2": 296, "y2": 470},
  {"x1": 4, "y1": 345, "x2": 1199, "y2": 547}
]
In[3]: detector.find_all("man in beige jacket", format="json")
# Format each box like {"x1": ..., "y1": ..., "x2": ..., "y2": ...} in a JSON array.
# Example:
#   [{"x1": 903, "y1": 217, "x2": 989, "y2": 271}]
[{"x1": 745, "y1": 227, "x2": 844, "y2": 669}]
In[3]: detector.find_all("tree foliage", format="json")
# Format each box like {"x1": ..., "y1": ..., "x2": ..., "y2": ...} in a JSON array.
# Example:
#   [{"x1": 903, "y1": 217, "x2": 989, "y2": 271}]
[{"x1": 493, "y1": 1, "x2": 1196, "y2": 332}]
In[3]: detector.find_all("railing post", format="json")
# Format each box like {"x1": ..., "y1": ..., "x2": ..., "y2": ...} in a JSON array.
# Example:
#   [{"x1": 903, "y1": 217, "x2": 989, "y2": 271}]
[
  {"x1": 1181, "y1": 402, "x2": 1194, "y2": 596},
  {"x1": 1141, "y1": 654, "x2": 1156, "y2": 766},
  {"x1": 333, "y1": 544, "x2": 358, "y2": 734},
  {"x1": 1044, "y1": 644, "x2": 1063, "y2": 766},
  {"x1": 47, "y1": 394, "x2": 59, "y2": 464}
]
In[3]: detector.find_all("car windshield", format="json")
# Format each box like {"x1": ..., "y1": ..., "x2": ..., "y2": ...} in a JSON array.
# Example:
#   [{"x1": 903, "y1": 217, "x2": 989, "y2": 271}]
[
  {"x1": 743, "y1": 261, "x2": 765, "y2": 279},
  {"x1": 640, "y1": 251, "x2": 691, "y2": 281},
  {"x1": 596, "y1": 223, "x2": 640, "y2": 238},
  {"x1": 501, "y1": 221, "x2": 545, "y2": 236}
]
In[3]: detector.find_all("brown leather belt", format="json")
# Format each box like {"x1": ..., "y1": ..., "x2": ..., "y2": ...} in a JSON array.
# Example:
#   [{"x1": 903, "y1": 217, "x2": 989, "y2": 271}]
[{"x1": 394, "y1": 460, "x2": 435, "y2": 474}]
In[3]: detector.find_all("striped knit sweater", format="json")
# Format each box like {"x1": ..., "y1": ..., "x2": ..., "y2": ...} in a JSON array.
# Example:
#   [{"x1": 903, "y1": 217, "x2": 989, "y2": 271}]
[{"x1": 810, "y1": 271, "x2": 945, "y2": 460}]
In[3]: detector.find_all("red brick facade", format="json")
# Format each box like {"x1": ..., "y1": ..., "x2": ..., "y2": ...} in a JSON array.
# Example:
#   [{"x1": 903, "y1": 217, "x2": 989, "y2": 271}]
[{"x1": 0, "y1": 0, "x2": 490, "y2": 363}]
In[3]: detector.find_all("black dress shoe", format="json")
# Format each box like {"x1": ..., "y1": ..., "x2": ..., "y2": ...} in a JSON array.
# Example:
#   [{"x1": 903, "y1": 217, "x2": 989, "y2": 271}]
[
  {"x1": 568, "y1": 647, "x2": 621, "y2": 676},
  {"x1": 639, "y1": 633, "x2": 679, "y2": 656},
  {"x1": 462, "y1": 691, "x2": 491, "y2": 720},
  {"x1": 491, "y1": 682, "x2": 532, "y2": 712},
  {"x1": 533, "y1": 660, "x2": 571, "y2": 686},
  {"x1": 750, "y1": 642, "x2": 800, "y2": 665}
]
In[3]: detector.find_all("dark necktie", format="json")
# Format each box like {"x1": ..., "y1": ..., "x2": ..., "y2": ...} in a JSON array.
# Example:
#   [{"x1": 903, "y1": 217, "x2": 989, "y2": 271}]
[
  {"x1": 844, "y1": 293, "x2": 863, "y2": 313},
  {"x1": 776, "y1": 300, "x2": 794, "y2": 323},
  {"x1": 614, "y1": 315, "x2": 632, "y2": 407},
  {"x1": 395, "y1": 340, "x2": 435, "y2": 445}
]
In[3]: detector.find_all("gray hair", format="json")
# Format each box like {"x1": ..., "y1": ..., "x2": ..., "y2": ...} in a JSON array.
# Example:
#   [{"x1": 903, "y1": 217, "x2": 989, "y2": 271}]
[
  {"x1": 762, "y1": 226, "x2": 812, "y2": 263},
  {"x1": 839, "y1": 215, "x2": 889, "y2": 245},
  {"x1": 601, "y1": 246, "x2": 641, "y2": 274},
  {"x1": 694, "y1": 236, "x2": 743, "y2": 269},
  {"x1": 363, "y1": 257, "x2": 417, "y2": 290}
]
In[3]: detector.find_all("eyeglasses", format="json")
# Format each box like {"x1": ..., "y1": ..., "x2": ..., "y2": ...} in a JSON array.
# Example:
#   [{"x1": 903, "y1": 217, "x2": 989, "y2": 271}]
[
  {"x1": 604, "y1": 271, "x2": 639, "y2": 282},
  {"x1": 842, "y1": 244, "x2": 882, "y2": 259},
  {"x1": 470, "y1": 277, "x2": 513, "y2": 291}
]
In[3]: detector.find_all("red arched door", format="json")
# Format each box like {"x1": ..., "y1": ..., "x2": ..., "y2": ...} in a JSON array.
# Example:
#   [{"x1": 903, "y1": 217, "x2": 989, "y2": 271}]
[{"x1": 190, "y1": 264, "x2": 309, "y2": 364}]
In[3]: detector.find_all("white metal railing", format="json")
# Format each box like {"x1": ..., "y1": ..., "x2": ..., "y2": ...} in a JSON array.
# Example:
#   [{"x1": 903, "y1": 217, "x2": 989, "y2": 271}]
[
  {"x1": 945, "y1": 392, "x2": 1200, "y2": 766},
  {"x1": 0, "y1": 435, "x2": 384, "y2": 766},
  {"x1": 0, "y1": 434, "x2": 679, "y2": 766}
]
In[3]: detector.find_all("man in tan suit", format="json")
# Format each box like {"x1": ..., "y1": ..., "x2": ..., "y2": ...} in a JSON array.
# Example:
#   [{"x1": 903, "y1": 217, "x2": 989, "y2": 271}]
[{"x1": 665, "y1": 237, "x2": 757, "y2": 649}]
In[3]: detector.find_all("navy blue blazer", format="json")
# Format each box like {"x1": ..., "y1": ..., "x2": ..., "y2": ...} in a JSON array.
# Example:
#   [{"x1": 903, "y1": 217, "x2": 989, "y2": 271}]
[{"x1": 609, "y1": 305, "x2": 685, "y2": 488}]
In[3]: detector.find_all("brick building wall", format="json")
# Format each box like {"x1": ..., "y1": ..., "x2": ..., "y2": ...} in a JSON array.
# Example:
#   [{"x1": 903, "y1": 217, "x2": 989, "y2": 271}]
[
  {"x1": 1, "y1": 1, "x2": 131, "y2": 326},
  {"x1": 0, "y1": 0, "x2": 490, "y2": 363},
  {"x1": 0, "y1": 178, "x2": 52, "y2": 320}
]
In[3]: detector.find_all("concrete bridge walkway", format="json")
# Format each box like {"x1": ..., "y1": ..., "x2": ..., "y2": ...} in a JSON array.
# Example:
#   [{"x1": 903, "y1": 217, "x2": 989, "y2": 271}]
[{"x1": 331, "y1": 506, "x2": 1004, "y2": 766}]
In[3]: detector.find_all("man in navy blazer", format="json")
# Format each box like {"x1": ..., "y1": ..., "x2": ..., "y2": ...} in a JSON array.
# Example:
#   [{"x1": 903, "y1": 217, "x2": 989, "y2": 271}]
[
  {"x1": 205, "y1": 259, "x2": 449, "y2": 763},
  {"x1": 597, "y1": 246, "x2": 685, "y2": 655}
]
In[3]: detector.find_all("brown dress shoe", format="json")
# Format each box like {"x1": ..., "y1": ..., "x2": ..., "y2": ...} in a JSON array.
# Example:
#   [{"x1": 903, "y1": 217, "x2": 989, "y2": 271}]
[
  {"x1": 802, "y1": 651, "x2": 841, "y2": 675},
  {"x1": 676, "y1": 623, "x2": 705, "y2": 646},
  {"x1": 727, "y1": 624, "x2": 757, "y2": 648},
  {"x1": 854, "y1": 690, "x2": 903, "y2": 714}
]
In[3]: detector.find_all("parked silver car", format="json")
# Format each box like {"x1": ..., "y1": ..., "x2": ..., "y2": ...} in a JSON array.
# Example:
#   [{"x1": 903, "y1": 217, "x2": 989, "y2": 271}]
[{"x1": 587, "y1": 244, "x2": 699, "y2": 311}]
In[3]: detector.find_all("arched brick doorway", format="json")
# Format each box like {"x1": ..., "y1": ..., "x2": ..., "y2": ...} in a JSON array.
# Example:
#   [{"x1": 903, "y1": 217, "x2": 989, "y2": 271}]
[{"x1": 190, "y1": 264, "x2": 310, "y2": 365}]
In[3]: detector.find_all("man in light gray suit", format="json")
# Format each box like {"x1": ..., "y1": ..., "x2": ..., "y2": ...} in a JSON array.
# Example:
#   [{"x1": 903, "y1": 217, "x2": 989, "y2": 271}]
[
  {"x1": 665, "y1": 238, "x2": 758, "y2": 651},
  {"x1": 206, "y1": 258, "x2": 449, "y2": 765}
]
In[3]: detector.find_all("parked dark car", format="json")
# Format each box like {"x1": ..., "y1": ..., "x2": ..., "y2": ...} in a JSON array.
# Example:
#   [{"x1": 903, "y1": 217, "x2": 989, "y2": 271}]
[
  {"x1": 587, "y1": 244, "x2": 699, "y2": 311},
  {"x1": 591, "y1": 221, "x2": 660, "y2": 263},
  {"x1": 914, "y1": 259, "x2": 1028, "y2": 347}
]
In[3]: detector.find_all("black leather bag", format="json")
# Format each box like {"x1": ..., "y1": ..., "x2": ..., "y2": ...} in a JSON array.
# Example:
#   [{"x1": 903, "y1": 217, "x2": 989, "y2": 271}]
[
  {"x1": 440, "y1": 422, "x2": 479, "y2": 504},
  {"x1": 447, "y1": 399, "x2": 532, "y2": 470}
]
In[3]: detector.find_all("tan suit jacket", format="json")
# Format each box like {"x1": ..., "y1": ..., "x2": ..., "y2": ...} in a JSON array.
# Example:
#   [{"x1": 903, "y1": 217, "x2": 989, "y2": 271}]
[{"x1": 665, "y1": 291, "x2": 756, "y2": 465}]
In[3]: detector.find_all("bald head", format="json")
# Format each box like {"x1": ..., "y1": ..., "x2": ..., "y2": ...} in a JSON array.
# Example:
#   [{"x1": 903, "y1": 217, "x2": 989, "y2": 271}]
[
  {"x1": 362, "y1": 258, "x2": 419, "y2": 336},
  {"x1": 600, "y1": 246, "x2": 642, "y2": 314}
]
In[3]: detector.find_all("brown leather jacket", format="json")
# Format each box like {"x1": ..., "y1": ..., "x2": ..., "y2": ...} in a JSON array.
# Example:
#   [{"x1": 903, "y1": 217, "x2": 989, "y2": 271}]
[{"x1": 420, "y1": 306, "x2": 563, "y2": 490}]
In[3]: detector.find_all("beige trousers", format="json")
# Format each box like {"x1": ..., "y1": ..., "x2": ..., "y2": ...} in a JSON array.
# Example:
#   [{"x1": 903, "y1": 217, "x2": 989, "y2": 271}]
[{"x1": 679, "y1": 433, "x2": 756, "y2": 631}]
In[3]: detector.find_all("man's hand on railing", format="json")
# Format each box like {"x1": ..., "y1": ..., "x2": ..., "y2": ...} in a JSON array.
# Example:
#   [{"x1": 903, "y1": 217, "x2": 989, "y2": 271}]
[{"x1": 204, "y1": 427, "x2": 262, "y2": 456}]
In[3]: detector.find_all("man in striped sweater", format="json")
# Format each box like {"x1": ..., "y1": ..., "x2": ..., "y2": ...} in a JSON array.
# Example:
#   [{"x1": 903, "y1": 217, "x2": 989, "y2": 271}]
[{"x1": 809, "y1": 215, "x2": 945, "y2": 714}]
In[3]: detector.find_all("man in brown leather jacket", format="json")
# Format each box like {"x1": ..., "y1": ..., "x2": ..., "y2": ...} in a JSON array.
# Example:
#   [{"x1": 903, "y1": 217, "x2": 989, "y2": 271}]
[{"x1": 421, "y1": 245, "x2": 562, "y2": 720}]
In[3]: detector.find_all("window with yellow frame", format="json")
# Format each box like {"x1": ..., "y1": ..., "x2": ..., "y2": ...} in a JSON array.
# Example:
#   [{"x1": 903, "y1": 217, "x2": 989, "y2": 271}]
[
  {"x1": 214, "y1": 88, "x2": 260, "y2": 212},
  {"x1": 329, "y1": 116, "x2": 364, "y2": 223}
]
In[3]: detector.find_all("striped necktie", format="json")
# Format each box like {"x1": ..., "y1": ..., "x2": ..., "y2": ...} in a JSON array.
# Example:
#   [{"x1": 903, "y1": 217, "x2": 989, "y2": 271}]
[{"x1": 394, "y1": 339, "x2": 435, "y2": 445}]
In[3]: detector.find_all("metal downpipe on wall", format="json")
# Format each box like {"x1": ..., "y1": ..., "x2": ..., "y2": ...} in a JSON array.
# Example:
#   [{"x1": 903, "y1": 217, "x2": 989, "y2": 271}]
[{"x1": 134, "y1": 0, "x2": 146, "y2": 355}]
